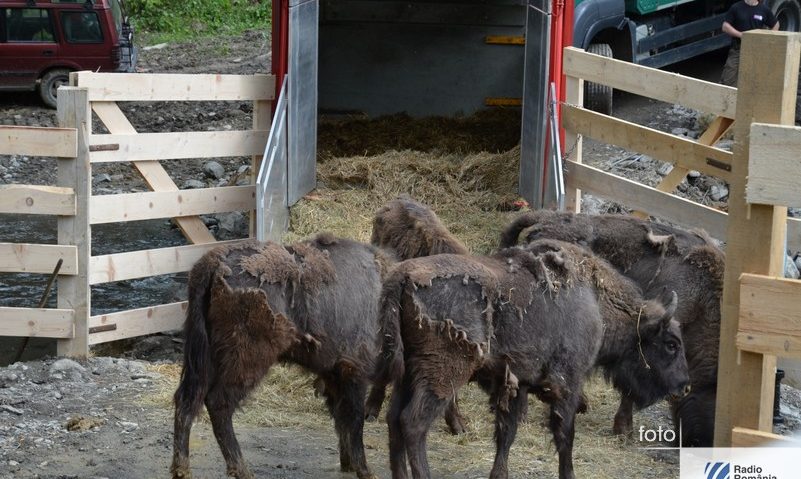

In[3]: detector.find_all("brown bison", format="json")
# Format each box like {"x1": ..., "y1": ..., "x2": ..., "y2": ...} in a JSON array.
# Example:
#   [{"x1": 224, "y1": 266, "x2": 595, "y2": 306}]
[
  {"x1": 171, "y1": 235, "x2": 393, "y2": 479},
  {"x1": 500, "y1": 210, "x2": 723, "y2": 447},
  {"x1": 371, "y1": 194, "x2": 469, "y2": 258},
  {"x1": 375, "y1": 240, "x2": 690, "y2": 479},
  {"x1": 367, "y1": 195, "x2": 470, "y2": 434}
]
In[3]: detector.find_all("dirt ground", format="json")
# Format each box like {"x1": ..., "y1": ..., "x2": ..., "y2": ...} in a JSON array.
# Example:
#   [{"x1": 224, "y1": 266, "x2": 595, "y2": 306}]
[{"x1": 1, "y1": 31, "x2": 796, "y2": 479}]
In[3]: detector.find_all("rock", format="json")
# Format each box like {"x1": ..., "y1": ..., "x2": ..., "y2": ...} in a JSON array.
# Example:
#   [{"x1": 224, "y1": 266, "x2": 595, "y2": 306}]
[
  {"x1": 789, "y1": 208, "x2": 801, "y2": 218},
  {"x1": 716, "y1": 139, "x2": 734, "y2": 151},
  {"x1": 65, "y1": 416, "x2": 105, "y2": 432},
  {"x1": 657, "y1": 163, "x2": 674, "y2": 176},
  {"x1": 687, "y1": 170, "x2": 701, "y2": 179},
  {"x1": 786, "y1": 255, "x2": 800, "y2": 279},
  {"x1": 0, "y1": 405, "x2": 23, "y2": 415},
  {"x1": 131, "y1": 372, "x2": 162, "y2": 381},
  {"x1": 237, "y1": 164, "x2": 251, "y2": 175},
  {"x1": 126, "y1": 361, "x2": 147, "y2": 374},
  {"x1": 203, "y1": 161, "x2": 225, "y2": 180},
  {"x1": 215, "y1": 211, "x2": 249, "y2": 240},
  {"x1": 795, "y1": 255, "x2": 801, "y2": 273},
  {"x1": 118, "y1": 421, "x2": 138, "y2": 431},
  {"x1": 0, "y1": 370, "x2": 20, "y2": 386},
  {"x1": 49, "y1": 358, "x2": 86, "y2": 379},
  {"x1": 92, "y1": 173, "x2": 111, "y2": 185},
  {"x1": 8, "y1": 460, "x2": 18, "y2": 467},
  {"x1": 143, "y1": 42, "x2": 168, "y2": 50},
  {"x1": 671, "y1": 127, "x2": 690, "y2": 137},
  {"x1": 182, "y1": 179, "x2": 206, "y2": 189},
  {"x1": 710, "y1": 185, "x2": 729, "y2": 202}
]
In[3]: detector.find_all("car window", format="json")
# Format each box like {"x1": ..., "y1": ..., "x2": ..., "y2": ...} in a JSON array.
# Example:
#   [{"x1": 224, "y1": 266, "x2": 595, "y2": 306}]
[
  {"x1": 61, "y1": 11, "x2": 102, "y2": 43},
  {"x1": 4, "y1": 8, "x2": 55, "y2": 42}
]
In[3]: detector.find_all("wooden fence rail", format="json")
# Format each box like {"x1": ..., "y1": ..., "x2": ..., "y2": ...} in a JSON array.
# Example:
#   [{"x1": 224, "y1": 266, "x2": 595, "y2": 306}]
[
  {"x1": 564, "y1": 32, "x2": 801, "y2": 447},
  {"x1": 5, "y1": 72, "x2": 278, "y2": 356}
]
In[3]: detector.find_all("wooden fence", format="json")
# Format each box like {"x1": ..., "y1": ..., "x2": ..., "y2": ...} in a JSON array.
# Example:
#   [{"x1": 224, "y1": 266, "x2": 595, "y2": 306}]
[
  {"x1": 0, "y1": 72, "x2": 275, "y2": 357},
  {"x1": 0, "y1": 126, "x2": 79, "y2": 340},
  {"x1": 562, "y1": 31, "x2": 801, "y2": 446}
]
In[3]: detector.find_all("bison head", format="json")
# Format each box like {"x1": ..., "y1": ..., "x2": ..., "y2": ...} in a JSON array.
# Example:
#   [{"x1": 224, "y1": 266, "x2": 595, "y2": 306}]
[{"x1": 612, "y1": 290, "x2": 690, "y2": 409}]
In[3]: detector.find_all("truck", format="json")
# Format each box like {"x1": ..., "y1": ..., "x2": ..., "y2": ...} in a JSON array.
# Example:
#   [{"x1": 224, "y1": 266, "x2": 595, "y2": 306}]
[{"x1": 574, "y1": 0, "x2": 801, "y2": 113}]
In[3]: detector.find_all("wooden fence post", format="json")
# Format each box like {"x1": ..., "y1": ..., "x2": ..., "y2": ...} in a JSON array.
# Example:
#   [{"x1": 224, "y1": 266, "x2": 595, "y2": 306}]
[
  {"x1": 563, "y1": 74, "x2": 583, "y2": 213},
  {"x1": 56, "y1": 87, "x2": 91, "y2": 357},
  {"x1": 714, "y1": 31, "x2": 801, "y2": 446}
]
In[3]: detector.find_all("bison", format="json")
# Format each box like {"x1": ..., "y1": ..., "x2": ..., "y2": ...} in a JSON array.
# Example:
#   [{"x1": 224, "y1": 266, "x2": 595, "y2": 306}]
[
  {"x1": 500, "y1": 210, "x2": 723, "y2": 447},
  {"x1": 375, "y1": 239, "x2": 690, "y2": 479},
  {"x1": 367, "y1": 195, "x2": 470, "y2": 434},
  {"x1": 171, "y1": 235, "x2": 393, "y2": 479},
  {"x1": 370, "y1": 194, "x2": 469, "y2": 258}
]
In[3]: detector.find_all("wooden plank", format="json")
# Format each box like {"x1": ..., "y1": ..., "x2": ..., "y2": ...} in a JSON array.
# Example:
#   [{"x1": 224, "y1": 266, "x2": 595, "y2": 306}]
[
  {"x1": 56, "y1": 87, "x2": 91, "y2": 357},
  {"x1": 88, "y1": 302, "x2": 187, "y2": 345},
  {"x1": 0, "y1": 243, "x2": 78, "y2": 275},
  {"x1": 89, "y1": 101, "x2": 216, "y2": 244},
  {"x1": 0, "y1": 125, "x2": 77, "y2": 157},
  {"x1": 563, "y1": 46, "x2": 738, "y2": 118},
  {"x1": 89, "y1": 239, "x2": 243, "y2": 284},
  {"x1": 738, "y1": 273, "x2": 801, "y2": 358},
  {"x1": 565, "y1": 160, "x2": 729, "y2": 239},
  {"x1": 562, "y1": 104, "x2": 733, "y2": 182},
  {"x1": 747, "y1": 123, "x2": 801, "y2": 206},
  {"x1": 90, "y1": 185, "x2": 256, "y2": 224},
  {"x1": 89, "y1": 130, "x2": 269, "y2": 163},
  {"x1": 73, "y1": 72, "x2": 275, "y2": 102},
  {"x1": 0, "y1": 307, "x2": 74, "y2": 338},
  {"x1": 0, "y1": 185, "x2": 75, "y2": 215},
  {"x1": 633, "y1": 115, "x2": 734, "y2": 219},
  {"x1": 731, "y1": 427, "x2": 801, "y2": 446},
  {"x1": 563, "y1": 75, "x2": 584, "y2": 213},
  {"x1": 714, "y1": 31, "x2": 801, "y2": 446}
]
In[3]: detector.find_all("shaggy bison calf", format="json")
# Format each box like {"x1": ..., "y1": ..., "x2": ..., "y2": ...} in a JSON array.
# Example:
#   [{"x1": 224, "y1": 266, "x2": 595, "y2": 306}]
[
  {"x1": 171, "y1": 235, "x2": 391, "y2": 479},
  {"x1": 375, "y1": 240, "x2": 690, "y2": 479},
  {"x1": 367, "y1": 195, "x2": 470, "y2": 434},
  {"x1": 501, "y1": 210, "x2": 723, "y2": 446}
]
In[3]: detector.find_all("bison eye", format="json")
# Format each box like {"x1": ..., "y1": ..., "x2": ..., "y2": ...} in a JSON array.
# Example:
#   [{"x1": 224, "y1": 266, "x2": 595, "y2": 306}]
[{"x1": 665, "y1": 341, "x2": 678, "y2": 354}]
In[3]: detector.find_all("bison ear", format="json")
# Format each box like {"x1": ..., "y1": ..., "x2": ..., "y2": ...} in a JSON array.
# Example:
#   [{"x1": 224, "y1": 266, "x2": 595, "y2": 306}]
[{"x1": 660, "y1": 290, "x2": 678, "y2": 323}]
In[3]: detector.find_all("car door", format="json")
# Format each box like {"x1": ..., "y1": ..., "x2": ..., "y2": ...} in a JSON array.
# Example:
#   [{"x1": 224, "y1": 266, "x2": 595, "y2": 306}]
[
  {"x1": 57, "y1": 8, "x2": 112, "y2": 71},
  {"x1": 0, "y1": 7, "x2": 59, "y2": 89}
]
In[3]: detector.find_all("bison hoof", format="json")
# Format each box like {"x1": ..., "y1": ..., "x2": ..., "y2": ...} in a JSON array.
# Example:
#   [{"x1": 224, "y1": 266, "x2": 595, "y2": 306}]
[
  {"x1": 446, "y1": 416, "x2": 467, "y2": 435},
  {"x1": 612, "y1": 421, "x2": 633, "y2": 437}
]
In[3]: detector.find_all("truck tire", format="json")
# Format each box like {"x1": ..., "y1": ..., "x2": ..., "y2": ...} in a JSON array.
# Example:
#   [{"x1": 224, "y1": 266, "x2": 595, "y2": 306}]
[
  {"x1": 39, "y1": 69, "x2": 70, "y2": 109},
  {"x1": 584, "y1": 43, "x2": 613, "y2": 115},
  {"x1": 769, "y1": 0, "x2": 801, "y2": 32}
]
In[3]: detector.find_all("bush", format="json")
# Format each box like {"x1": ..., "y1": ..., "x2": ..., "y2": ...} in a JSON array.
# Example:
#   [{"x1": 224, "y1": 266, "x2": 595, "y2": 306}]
[{"x1": 126, "y1": 0, "x2": 270, "y2": 39}]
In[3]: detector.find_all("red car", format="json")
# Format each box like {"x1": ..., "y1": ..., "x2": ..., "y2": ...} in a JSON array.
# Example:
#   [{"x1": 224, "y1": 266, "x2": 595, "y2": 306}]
[{"x1": 0, "y1": 0, "x2": 135, "y2": 108}]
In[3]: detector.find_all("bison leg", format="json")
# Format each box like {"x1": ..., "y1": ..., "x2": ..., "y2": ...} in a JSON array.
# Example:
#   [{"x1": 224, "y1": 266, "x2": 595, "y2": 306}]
[
  {"x1": 327, "y1": 376, "x2": 376, "y2": 479},
  {"x1": 443, "y1": 398, "x2": 467, "y2": 435},
  {"x1": 613, "y1": 395, "x2": 634, "y2": 436},
  {"x1": 171, "y1": 382, "x2": 206, "y2": 479},
  {"x1": 205, "y1": 383, "x2": 254, "y2": 479},
  {"x1": 400, "y1": 385, "x2": 449, "y2": 479},
  {"x1": 489, "y1": 385, "x2": 528, "y2": 479},
  {"x1": 549, "y1": 389, "x2": 582, "y2": 479},
  {"x1": 364, "y1": 383, "x2": 387, "y2": 422},
  {"x1": 387, "y1": 377, "x2": 413, "y2": 479}
]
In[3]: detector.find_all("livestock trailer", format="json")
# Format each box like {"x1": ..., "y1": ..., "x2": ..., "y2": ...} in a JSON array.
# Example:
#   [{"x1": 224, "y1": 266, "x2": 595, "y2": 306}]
[{"x1": 267, "y1": 0, "x2": 567, "y2": 218}]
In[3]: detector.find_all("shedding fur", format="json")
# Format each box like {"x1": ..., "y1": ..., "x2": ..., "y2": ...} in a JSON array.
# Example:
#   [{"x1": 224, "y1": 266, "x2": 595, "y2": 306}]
[
  {"x1": 376, "y1": 238, "x2": 689, "y2": 479},
  {"x1": 172, "y1": 234, "x2": 387, "y2": 479},
  {"x1": 501, "y1": 210, "x2": 724, "y2": 446}
]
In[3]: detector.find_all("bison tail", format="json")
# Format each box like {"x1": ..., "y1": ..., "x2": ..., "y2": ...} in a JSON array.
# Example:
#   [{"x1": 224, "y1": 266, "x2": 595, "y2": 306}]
[
  {"x1": 498, "y1": 213, "x2": 539, "y2": 249},
  {"x1": 174, "y1": 256, "x2": 217, "y2": 418},
  {"x1": 373, "y1": 275, "x2": 407, "y2": 387}
]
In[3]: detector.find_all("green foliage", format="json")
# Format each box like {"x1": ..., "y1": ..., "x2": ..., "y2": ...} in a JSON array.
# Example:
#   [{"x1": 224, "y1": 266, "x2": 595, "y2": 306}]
[{"x1": 126, "y1": 0, "x2": 270, "y2": 40}]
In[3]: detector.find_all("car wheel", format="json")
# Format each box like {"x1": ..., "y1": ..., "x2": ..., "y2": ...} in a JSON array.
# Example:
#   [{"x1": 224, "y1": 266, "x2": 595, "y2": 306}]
[
  {"x1": 583, "y1": 43, "x2": 613, "y2": 115},
  {"x1": 39, "y1": 69, "x2": 71, "y2": 109},
  {"x1": 769, "y1": 0, "x2": 801, "y2": 32}
]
